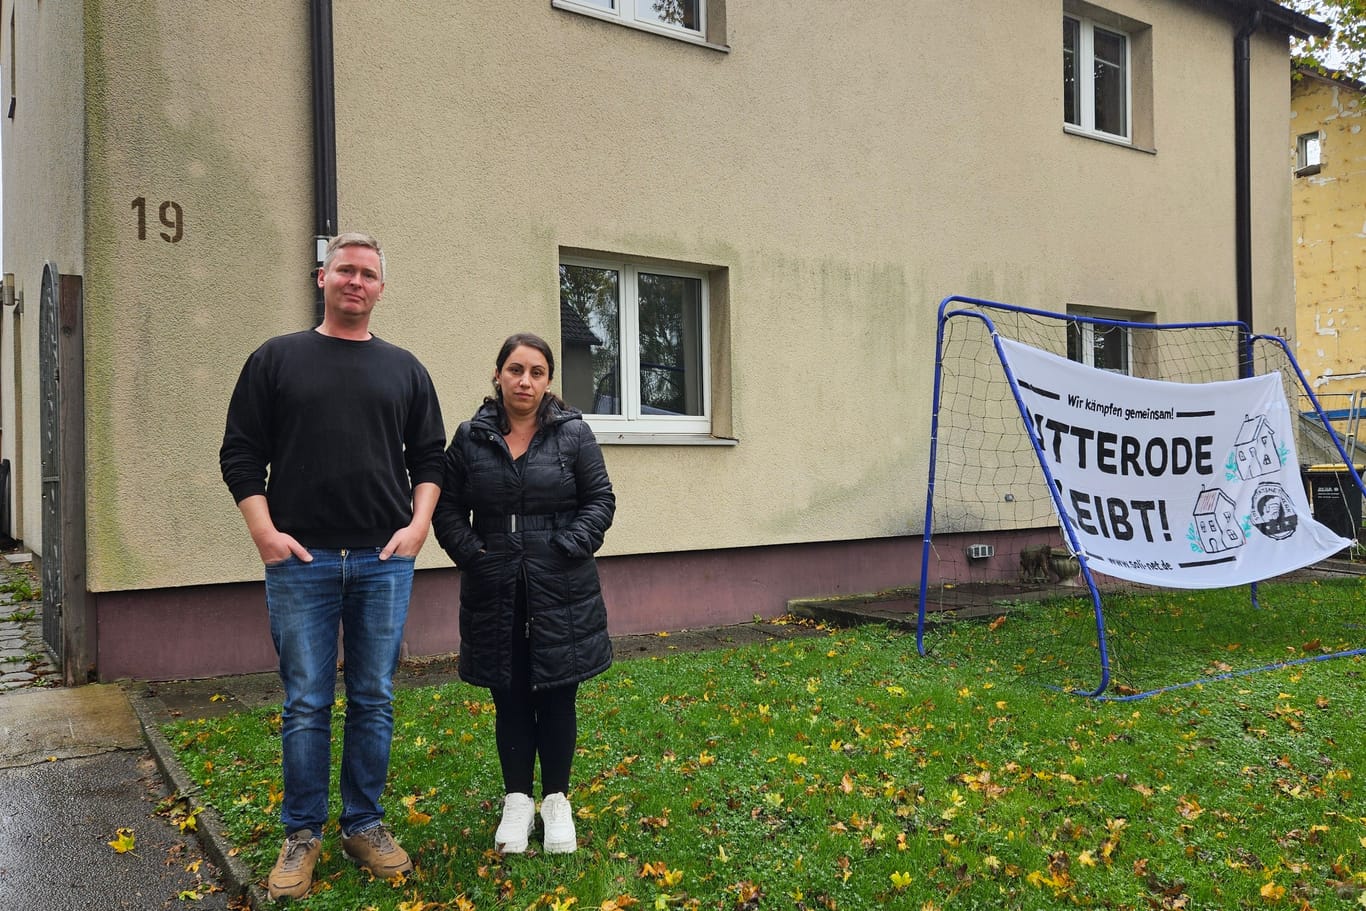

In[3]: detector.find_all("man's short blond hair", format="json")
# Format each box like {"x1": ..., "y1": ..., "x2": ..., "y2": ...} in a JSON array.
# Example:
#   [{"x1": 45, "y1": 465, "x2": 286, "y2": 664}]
[{"x1": 323, "y1": 232, "x2": 386, "y2": 283}]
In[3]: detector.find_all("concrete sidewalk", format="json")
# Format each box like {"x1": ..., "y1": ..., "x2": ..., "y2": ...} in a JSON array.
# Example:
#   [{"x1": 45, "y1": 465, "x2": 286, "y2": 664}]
[
  {"x1": 2, "y1": 619, "x2": 830, "y2": 909},
  {"x1": 0, "y1": 685, "x2": 236, "y2": 910}
]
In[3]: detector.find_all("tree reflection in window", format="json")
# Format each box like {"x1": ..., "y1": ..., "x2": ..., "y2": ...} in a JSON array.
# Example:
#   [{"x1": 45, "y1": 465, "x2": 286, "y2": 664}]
[
  {"x1": 559, "y1": 263, "x2": 706, "y2": 418},
  {"x1": 639, "y1": 272, "x2": 703, "y2": 415},
  {"x1": 642, "y1": 0, "x2": 698, "y2": 30},
  {"x1": 559, "y1": 264, "x2": 621, "y2": 415}
]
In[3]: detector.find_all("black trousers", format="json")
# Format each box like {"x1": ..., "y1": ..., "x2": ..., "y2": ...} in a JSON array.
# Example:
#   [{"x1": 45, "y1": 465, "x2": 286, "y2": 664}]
[{"x1": 489, "y1": 579, "x2": 578, "y2": 796}]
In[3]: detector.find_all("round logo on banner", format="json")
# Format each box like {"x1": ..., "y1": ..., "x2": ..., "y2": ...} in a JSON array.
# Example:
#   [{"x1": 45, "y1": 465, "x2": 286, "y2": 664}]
[{"x1": 1250, "y1": 483, "x2": 1298, "y2": 540}]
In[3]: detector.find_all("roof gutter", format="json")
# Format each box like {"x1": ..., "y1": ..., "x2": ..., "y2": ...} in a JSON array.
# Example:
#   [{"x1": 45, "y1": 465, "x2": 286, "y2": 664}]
[
  {"x1": 1218, "y1": 0, "x2": 1330, "y2": 42},
  {"x1": 1227, "y1": 2, "x2": 1329, "y2": 377},
  {"x1": 309, "y1": 0, "x2": 339, "y2": 326}
]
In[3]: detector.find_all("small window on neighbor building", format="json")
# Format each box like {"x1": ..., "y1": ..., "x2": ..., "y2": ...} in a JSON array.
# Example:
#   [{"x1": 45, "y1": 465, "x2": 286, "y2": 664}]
[{"x1": 1296, "y1": 131, "x2": 1322, "y2": 177}]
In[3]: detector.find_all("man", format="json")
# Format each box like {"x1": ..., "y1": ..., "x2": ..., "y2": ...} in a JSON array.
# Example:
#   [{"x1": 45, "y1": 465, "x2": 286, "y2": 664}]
[{"x1": 220, "y1": 232, "x2": 445, "y2": 900}]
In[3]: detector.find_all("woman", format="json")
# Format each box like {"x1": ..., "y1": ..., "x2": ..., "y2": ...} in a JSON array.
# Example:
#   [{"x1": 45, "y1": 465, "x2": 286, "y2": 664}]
[{"x1": 433, "y1": 332, "x2": 615, "y2": 855}]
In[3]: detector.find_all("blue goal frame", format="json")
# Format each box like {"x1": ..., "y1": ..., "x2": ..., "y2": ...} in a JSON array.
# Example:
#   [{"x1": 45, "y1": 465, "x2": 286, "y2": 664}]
[{"x1": 916, "y1": 295, "x2": 1366, "y2": 699}]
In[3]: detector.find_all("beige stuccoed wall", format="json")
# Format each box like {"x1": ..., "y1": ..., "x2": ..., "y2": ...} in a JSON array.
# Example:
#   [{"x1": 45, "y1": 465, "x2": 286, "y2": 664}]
[
  {"x1": 1291, "y1": 72, "x2": 1366, "y2": 400},
  {"x1": 74, "y1": 0, "x2": 1301, "y2": 592},
  {"x1": 81, "y1": 0, "x2": 313, "y2": 590},
  {"x1": 1252, "y1": 31, "x2": 1300, "y2": 341},
  {"x1": 329, "y1": 2, "x2": 1297, "y2": 559},
  {"x1": 0, "y1": 0, "x2": 84, "y2": 555}
]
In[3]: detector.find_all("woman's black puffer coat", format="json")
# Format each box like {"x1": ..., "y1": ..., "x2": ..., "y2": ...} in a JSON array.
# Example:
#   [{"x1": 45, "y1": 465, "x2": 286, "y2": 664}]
[{"x1": 432, "y1": 400, "x2": 615, "y2": 692}]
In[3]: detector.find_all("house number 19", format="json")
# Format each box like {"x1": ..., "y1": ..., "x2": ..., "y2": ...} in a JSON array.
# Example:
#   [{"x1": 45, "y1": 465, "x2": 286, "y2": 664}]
[{"x1": 131, "y1": 197, "x2": 184, "y2": 243}]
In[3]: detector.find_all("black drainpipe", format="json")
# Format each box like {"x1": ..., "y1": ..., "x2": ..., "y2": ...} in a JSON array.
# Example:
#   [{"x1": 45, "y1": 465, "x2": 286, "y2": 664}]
[
  {"x1": 1234, "y1": 10, "x2": 1261, "y2": 378},
  {"x1": 310, "y1": 0, "x2": 338, "y2": 325}
]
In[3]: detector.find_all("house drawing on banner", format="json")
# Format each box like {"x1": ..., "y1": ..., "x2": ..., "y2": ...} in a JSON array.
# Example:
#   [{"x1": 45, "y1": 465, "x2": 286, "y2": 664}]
[
  {"x1": 1193, "y1": 487, "x2": 1245, "y2": 553},
  {"x1": 1233, "y1": 414, "x2": 1279, "y2": 481}
]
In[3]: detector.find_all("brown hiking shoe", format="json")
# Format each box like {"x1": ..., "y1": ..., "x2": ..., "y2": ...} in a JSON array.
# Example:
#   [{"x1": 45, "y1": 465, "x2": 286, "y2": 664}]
[
  {"x1": 341, "y1": 824, "x2": 413, "y2": 879},
  {"x1": 267, "y1": 829, "x2": 321, "y2": 900}
]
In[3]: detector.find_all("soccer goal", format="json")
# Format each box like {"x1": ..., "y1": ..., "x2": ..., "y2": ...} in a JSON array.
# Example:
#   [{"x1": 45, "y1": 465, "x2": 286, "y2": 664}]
[{"x1": 916, "y1": 295, "x2": 1366, "y2": 699}]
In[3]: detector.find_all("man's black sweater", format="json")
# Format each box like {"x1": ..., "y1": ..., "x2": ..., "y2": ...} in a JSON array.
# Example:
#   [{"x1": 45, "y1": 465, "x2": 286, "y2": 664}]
[{"x1": 220, "y1": 330, "x2": 446, "y2": 548}]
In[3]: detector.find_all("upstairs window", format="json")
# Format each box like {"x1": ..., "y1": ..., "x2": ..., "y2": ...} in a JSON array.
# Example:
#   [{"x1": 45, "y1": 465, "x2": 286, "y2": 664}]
[
  {"x1": 1064, "y1": 14, "x2": 1130, "y2": 142},
  {"x1": 556, "y1": 0, "x2": 703, "y2": 39}
]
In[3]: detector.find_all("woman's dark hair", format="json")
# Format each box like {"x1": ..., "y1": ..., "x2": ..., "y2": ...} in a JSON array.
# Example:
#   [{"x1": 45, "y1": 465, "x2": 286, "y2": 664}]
[{"x1": 486, "y1": 332, "x2": 567, "y2": 432}]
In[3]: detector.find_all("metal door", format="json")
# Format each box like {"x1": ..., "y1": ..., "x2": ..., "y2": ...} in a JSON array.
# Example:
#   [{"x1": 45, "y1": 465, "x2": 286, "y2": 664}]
[{"x1": 39, "y1": 262, "x2": 62, "y2": 665}]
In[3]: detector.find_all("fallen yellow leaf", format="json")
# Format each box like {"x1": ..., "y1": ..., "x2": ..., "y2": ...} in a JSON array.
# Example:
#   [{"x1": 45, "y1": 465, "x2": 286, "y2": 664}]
[{"x1": 107, "y1": 828, "x2": 136, "y2": 854}]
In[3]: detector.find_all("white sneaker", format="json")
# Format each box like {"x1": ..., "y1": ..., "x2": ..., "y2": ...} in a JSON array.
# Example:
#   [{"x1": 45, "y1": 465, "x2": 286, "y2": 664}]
[
  {"x1": 494, "y1": 792, "x2": 536, "y2": 854},
  {"x1": 540, "y1": 792, "x2": 577, "y2": 854}
]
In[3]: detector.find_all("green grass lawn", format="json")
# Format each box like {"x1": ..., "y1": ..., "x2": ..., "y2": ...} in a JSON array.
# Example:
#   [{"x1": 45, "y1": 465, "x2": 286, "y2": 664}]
[
  {"x1": 168, "y1": 592, "x2": 1366, "y2": 910},
  {"x1": 924, "y1": 575, "x2": 1366, "y2": 699}
]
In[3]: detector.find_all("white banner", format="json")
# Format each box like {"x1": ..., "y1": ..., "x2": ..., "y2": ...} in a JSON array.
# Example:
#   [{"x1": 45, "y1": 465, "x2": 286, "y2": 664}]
[{"x1": 999, "y1": 338, "x2": 1353, "y2": 588}]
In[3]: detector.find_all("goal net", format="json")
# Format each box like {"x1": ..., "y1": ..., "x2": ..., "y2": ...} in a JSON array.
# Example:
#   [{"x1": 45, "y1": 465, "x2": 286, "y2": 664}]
[{"x1": 917, "y1": 297, "x2": 1366, "y2": 698}]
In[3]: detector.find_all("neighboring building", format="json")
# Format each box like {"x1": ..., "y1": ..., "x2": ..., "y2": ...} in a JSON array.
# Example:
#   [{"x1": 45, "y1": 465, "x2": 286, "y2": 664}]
[
  {"x1": 0, "y1": 1, "x2": 1326, "y2": 681},
  {"x1": 1291, "y1": 66, "x2": 1366, "y2": 425}
]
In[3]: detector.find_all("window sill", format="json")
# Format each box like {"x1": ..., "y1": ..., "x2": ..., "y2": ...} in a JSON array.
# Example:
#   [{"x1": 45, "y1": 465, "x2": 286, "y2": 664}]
[
  {"x1": 551, "y1": 0, "x2": 730, "y2": 52},
  {"x1": 1294, "y1": 164, "x2": 1322, "y2": 178},
  {"x1": 594, "y1": 431, "x2": 738, "y2": 446},
  {"x1": 1063, "y1": 123, "x2": 1155, "y2": 155}
]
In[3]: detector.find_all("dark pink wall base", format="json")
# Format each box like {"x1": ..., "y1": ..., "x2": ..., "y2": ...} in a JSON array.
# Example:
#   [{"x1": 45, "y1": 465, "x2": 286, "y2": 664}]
[
  {"x1": 95, "y1": 571, "x2": 466, "y2": 682},
  {"x1": 95, "y1": 536, "x2": 943, "y2": 682}
]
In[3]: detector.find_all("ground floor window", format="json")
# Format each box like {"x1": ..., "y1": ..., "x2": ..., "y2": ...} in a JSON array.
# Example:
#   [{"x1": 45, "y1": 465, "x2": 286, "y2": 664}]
[
  {"x1": 1067, "y1": 309, "x2": 1134, "y2": 374},
  {"x1": 559, "y1": 256, "x2": 711, "y2": 435}
]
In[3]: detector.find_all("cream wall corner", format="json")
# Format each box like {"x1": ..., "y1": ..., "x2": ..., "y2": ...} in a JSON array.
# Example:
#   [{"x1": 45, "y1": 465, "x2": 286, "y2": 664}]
[{"x1": 81, "y1": 0, "x2": 314, "y2": 591}]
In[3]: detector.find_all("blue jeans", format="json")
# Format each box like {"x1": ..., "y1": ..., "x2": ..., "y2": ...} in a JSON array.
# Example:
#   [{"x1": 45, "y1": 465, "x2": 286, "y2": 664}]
[{"x1": 265, "y1": 548, "x2": 415, "y2": 836}]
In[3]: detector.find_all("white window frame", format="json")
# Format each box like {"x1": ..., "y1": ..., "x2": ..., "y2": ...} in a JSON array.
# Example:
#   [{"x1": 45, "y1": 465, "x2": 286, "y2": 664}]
[
  {"x1": 561, "y1": 255, "x2": 712, "y2": 437},
  {"x1": 552, "y1": 0, "x2": 709, "y2": 46},
  {"x1": 1064, "y1": 14, "x2": 1131, "y2": 143},
  {"x1": 1295, "y1": 131, "x2": 1322, "y2": 177},
  {"x1": 1067, "y1": 314, "x2": 1134, "y2": 375}
]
